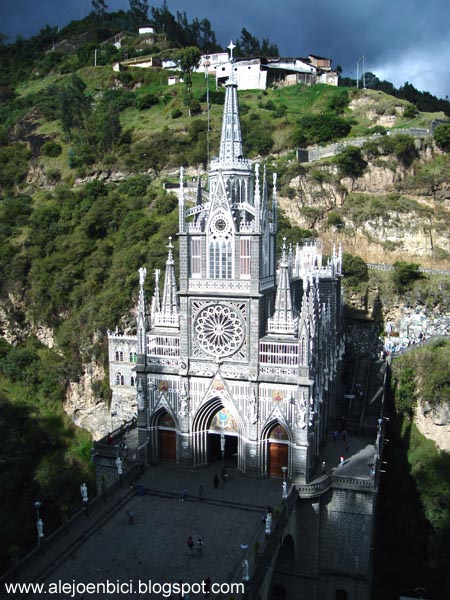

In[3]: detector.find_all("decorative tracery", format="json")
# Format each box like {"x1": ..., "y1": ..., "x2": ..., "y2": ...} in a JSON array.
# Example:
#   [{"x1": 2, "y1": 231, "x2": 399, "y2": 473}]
[{"x1": 195, "y1": 304, "x2": 244, "y2": 357}]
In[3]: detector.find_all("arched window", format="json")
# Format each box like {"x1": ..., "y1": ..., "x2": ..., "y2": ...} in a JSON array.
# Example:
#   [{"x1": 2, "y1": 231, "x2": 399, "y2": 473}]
[
  {"x1": 208, "y1": 215, "x2": 233, "y2": 279},
  {"x1": 129, "y1": 352, "x2": 133, "y2": 363},
  {"x1": 115, "y1": 351, "x2": 119, "y2": 361},
  {"x1": 131, "y1": 376, "x2": 135, "y2": 387},
  {"x1": 120, "y1": 374, "x2": 125, "y2": 385},
  {"x1": 119, "y1": 351, "x2": 124, "y2": 361},
  {"x1": 134, "y1": 352, "x2": 137, "y2": 362},
  {"x1": 115, "y1": 372, "x2": 121, "y2": 385}
]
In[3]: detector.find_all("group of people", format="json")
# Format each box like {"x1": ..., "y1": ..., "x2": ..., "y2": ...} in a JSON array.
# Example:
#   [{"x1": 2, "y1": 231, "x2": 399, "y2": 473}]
[
  {"x1": 178, "y1": 466, "x2": 229, "y2": 503},
  {"x1": 186, "y1": 535, "x2": 204, "y2": 556}
]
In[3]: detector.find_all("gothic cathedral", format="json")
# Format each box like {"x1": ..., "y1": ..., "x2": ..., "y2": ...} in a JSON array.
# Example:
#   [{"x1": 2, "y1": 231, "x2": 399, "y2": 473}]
[{"x1": 108, "y1": 78, "x2": 344, "y2": 482}]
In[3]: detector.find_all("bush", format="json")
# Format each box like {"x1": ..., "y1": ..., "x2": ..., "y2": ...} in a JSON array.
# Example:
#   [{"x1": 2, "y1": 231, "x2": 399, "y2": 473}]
[
  {"x1": 434, "y1": 123, "x2": 450, "y2": 152},
  {"x1": 342, "y1": 253, "x2": 368, "y2": 287},
  {"x1": 362, "y1": 140, "x2": 381, "y2": 160},
  {"x1": 136, "y1": 93, "x2": 159, "y2": 110},
  {"x1": 153, "y1": 192, "x2": 178, "y2": 216},
  {"x1": 403, "y1": 104, "x2": 418, "y2": 119},
  {"x1": 291, "y1": 113, "x2": 352, "y2": 147},
  {"x1": 171, "y1": 108, "x2": 182, "y2": 119},
  {"x1": 242, "y1": 117, "x2": 274, "y2": 156},
  {"x1": 327, "y1": 211, "x2": 344, "y2": 227},
  {"x1": 334, "y1": 146, "x2": 367, "y2": 179},
  {"x1": 369, "y1": 125, "x2": 387, "y2": 135},
  {"x1": 41, "y1": 140, "x2": 62, "y2": 157},
  {"x1": 392, "y1": 261, "x2": 424, "y2": 291},
  {"x1": 390, "y1": 134, "x2": 418, "y2": 167},
  {"x1": 185, "y1": 98, "x2": 200, "y2": 116},
  {"x1": 0, "y1": 143, "x2": 31, "y2": 190},
  {"x1": 46, "y1": 168, "x2": 61, "y2": 183}
]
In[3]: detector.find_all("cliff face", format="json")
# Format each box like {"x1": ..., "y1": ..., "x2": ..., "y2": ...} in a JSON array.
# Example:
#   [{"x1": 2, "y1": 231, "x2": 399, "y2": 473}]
[
  {"x1": 65, "y1": 361, "x2": 109, "y2": 441},
  {"x1": 280, "y1": 143, "x2": 450, "y2": 269}
]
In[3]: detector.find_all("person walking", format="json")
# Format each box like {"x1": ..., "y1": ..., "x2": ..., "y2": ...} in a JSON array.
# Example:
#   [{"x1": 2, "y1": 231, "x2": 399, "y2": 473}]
[
  {"x1": 198, "y1": 484, "x2": 205, "y2": 501},
  {"x1": 213, "y1": 473, "x2": 219, "y2": 489},
  {"x1": 187, "y1": 536, "x2": 194, "y2": 555},
  {"x1": 179, "y1": 488, "x2": 187, "y2": 502}
]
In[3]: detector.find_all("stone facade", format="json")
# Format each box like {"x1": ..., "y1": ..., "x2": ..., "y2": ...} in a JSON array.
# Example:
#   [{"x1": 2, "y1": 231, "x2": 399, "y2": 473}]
[{"x1": 107, "y1": 75, "x2": 345, "y2": 482}]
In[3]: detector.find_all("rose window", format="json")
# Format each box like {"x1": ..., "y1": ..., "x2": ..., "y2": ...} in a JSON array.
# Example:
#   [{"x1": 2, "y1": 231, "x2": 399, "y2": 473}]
[{"x1": 195, "y1": 304, "x2": 244, "y2": 357}]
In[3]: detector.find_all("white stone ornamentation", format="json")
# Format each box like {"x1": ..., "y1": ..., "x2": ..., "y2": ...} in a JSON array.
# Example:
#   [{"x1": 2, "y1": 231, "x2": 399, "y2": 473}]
[{"x1": 195, "y1": 304, "x2": 245, "y2": 358}]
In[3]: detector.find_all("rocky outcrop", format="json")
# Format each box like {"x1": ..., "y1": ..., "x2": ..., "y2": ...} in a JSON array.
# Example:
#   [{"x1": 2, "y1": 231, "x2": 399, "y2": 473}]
[
  {"x1": 279, "y1": 146, "x2": 450, "y2": 268},
  {"x1": 416, "y1": 400, "x2": 450, "y2": 452},
  {"x1": 65, "y1": 361, "x2": 109, "y2": 440}
]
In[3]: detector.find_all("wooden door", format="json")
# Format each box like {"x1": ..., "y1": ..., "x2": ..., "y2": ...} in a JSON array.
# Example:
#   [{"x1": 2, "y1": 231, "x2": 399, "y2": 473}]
[
  {"x1": 268, "y1": 442, "x2": 288, "y2": 477},
  {"x1": 159, "y1": 430, "x2": 176, "y2": 462}
]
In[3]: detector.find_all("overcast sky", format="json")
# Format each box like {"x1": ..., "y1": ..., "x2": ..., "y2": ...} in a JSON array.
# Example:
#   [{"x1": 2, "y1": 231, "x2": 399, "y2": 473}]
[{"x1": 1, "y1": 0, "x2": 449, "y2": 99}]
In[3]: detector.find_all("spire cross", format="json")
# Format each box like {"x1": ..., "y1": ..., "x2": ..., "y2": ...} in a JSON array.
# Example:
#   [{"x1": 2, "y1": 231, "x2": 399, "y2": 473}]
[{"x1": 227, "y1": 40, "x2": 236, "y2": 61}]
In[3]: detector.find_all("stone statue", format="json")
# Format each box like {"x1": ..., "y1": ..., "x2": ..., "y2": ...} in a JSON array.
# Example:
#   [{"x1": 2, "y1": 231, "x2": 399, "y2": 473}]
[
  {"x1": 37, "y1": 518, "x2": 44, "y2": 538},
  {"x1": 116, "y1": 456, "x2": 123, "y2": 476},
  {"x1": 80, "y1": 482, "x2": 88, "y2": 503},
  {"x1": 137, "y1": 379, "x2": 145, "y2": 411},
  {"x1": 178, "y1": 384, "x2": 189, "y2": 418},
  {"x1": 265, "y1": 512, "x2": 272, "y2": 536},
  {"x1": 138, "y1": 266, "x2": 147, "y2": 286},
  {"x1": 296, "y1": 391, "x2": 307, "y2": 429},
  {"x1": 242, "y1": 558, "x2": 249, "y2": 582}
]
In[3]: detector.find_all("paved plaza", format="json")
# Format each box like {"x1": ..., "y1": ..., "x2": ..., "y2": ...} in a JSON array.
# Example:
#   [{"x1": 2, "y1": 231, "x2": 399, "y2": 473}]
[{"x1": 16, "y1": 464, "x2": 284, "y2": 600}]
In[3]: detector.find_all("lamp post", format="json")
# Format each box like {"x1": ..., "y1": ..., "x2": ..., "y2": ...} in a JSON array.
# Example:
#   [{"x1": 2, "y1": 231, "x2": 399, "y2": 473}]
[
  {"x1": 34, "y1": 501, "x2": 43, "y2": 548},
  {"x1": 281, "y1": 466, "x2": 288, "y2": 499}
]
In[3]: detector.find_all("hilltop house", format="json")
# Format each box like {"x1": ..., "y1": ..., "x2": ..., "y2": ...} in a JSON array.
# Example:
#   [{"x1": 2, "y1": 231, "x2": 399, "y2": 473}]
[{"x1": 214, "y1": 54, "x2": 338, "y2": 90}]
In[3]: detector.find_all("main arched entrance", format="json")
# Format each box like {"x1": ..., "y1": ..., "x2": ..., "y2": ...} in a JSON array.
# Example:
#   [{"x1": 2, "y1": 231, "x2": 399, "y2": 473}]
[
  {"x1": 208, "y1": 407, "x2": 238, "y2": 467},
  {"x1": 157, "y1": 411, "x2": 176, "y2": 462},
  {"x1": 267, "y1": 423, "x2": 289, "y2": 477},
  {"x1": 192, "y1": 397, "x2": 243, "y2": 470}
]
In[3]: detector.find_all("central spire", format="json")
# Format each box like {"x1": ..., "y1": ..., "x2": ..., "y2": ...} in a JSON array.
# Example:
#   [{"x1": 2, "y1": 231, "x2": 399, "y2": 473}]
[{"x1": 218, "y1": 80, "x2": 244, "y2": 165}]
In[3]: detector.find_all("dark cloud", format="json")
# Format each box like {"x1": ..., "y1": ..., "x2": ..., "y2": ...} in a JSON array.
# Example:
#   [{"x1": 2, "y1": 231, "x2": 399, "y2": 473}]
[{"x1": 1, "y1": 0, "x2": 449, "y2": 98}]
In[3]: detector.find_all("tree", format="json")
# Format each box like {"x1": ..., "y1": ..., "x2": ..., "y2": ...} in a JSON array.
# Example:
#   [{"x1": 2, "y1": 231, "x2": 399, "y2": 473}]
[
  {"x1": 260, "y1": 37, "x2": 279, "y2": 57},
  {"x1": 390, "y1": 134, "x2": 418, "y2": 167},
  {"x1": 392, "y1": 261, "x2": 424, "y2": 292},
  {"x1": 0, "y1": 143, "x2": 31, "y2": 191},
  {"x1": 342, "y1": 253, "x2": 368, "y2": 287},
  {"x1": 91, "y1": 0, "x2": 108, "y2": 15},
  {"x1": 175, "y1": 46, "x2": 201, "y2": 92},
  {"x1": 128, "y1": 0, "x2": 149, "y2": 23},
  {"x1": 334, "y1": 146, "x2": 367, "y2": 179},
  {"x1": 58, "y1": 74, "x2": 91, "y2": 141},
  {"x1": 434, "y1": 123, "x2": 450, "y2": 152}
]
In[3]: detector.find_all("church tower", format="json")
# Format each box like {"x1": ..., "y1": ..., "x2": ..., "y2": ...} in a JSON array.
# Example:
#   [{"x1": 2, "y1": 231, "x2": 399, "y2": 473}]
[{"x1": 109, "y1": 67, "x2": 344, "y2": 482}]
